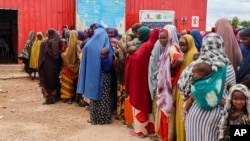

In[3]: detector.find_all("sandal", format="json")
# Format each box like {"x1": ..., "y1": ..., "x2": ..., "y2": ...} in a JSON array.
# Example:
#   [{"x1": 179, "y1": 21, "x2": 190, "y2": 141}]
[
  {"x1": 87, "y1": 119, "x2": 92, "y2": 123},
  {"x1": 129, "y1": 130, "x2": 146, "y2": 138},
  {"x1": 78, "y1": 99, "x2": 89, "y2": 107},
  {"x1": 149, "y1": 135, "x2": 161, "y2": 141},
  {"x1": 127, "y1": 124, "x2": 134, "y2": 129}
]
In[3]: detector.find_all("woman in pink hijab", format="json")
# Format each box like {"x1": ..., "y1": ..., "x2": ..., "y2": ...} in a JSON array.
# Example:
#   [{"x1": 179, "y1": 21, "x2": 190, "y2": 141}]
[{"x1": 215, "y1": 18, "x2": 243, "y2": 74}]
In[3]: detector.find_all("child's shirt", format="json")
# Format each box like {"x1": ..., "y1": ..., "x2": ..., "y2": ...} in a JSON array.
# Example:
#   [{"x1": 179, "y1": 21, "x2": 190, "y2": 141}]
[{"x1": 223, "y1": 113, "x2": 250, "y2": 141}]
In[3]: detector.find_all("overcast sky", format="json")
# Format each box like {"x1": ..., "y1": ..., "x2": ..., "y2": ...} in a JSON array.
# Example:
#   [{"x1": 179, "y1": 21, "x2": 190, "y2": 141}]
[{"x1": 207, "y1": 0, "x2": 250, "y2": 26}]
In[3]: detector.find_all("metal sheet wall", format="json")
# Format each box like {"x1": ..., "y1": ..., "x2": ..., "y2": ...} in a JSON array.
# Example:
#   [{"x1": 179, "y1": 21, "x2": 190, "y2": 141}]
[
  {"x1": 0, "y1": 0, "x2": 75, "y2": 60},
  {"x1": 125, "y1": 0, "x2": 207, "y2": 32}
]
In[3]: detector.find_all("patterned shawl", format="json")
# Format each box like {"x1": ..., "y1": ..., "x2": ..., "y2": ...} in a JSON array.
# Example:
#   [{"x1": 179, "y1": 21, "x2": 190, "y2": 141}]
[
  {"x1": 178, "y1": 33, "x2": 230, "y2": 100},
  {"x1": 156, "y1": 29, "x2": 175, "y2": 116},
  {"x1": 19, "y1": 31, "x2": 35, "y2": 60},
  {"x1": 218, "y1": 84, "x2": 250, "y2": 140}
]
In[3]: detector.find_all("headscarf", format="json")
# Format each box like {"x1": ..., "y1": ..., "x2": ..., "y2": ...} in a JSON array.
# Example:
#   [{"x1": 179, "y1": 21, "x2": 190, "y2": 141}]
[
  {"x1": 137, "y1": 26, "x2": 150, "y2": 43},
  {"x1": 237, "y1": 27, "x2": 250, "y2": 83},
  {"x1": 178, "y1": 33, "x2": 230, "y2": 100},
  {"x1": 131, "y1": 23, "x2": 143, "y2": 33},
  {"x1": 29, "y1": 32, "x2": 45, "y2": 69},
  {"x1": 18, "y1": 31, "x2": 35, "y2": 60},
  {"x1": 125, "y1": 28, "x2": 158, "y2": 114},
  {"x1": 179, "y1": 34, "x2": 198, "y2": 71},
  {"x1": 77, "y1": 30, "x2": 85, "y2": 41},
  {"x1": 218, "y1": 84, "x2": 250, "y2": 140},
  {"x1": 215, "y1": 18, "x2": 242, "y2": 73},
  {"x1": 38, "y1": 28, "x2": 61, "y2": 92},
  {"x1": 164, "y1": 24, "x2": 180, "y2": 45},
  {"x1": 107, "y1": 28, "x2": 119, "y2": 40},
  {"x1": 200, "y1": 31, "x2": 206, "y2": 38},
  {"x1": 148, "y1": 25, "x2": 177, "y2": 99},
  {"x1": 77, "y1": 28, "x2": 113, "y2": 101},
  {"x1": 156, "y1": 29, "x2": 175, "y2": 116},
  {"x1": 190, "y1": 29, "x2": 202, "y2": 52},
  {"x1": 61, "y1": 30, "x2": 81, "y2": 79}
]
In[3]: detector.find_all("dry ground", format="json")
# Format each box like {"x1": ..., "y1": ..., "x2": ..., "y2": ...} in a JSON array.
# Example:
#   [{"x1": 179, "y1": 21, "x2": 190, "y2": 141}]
[{"x1": 0, "y1": 77, "x2": 151, "y2": 141}]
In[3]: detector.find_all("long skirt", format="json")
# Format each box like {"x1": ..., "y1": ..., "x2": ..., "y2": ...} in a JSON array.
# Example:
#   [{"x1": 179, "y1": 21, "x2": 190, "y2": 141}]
[
  {"x1": 124, "y1": 97, "x2": 133, "y2": 125},
  {"x1": 132, "y1": 107, "x2": 155, "y2": 136},
  {"x1": 175, "y1": 89, "x2": 185, "y2": 141},
  {"x1": 89, "y1": 71, "x2": 112, "y2": 125},
  {"x1": 60, "y1": 71, "x2": 76, "y2": 99},
  {"x1": 154, "y1": 87, "x2": 177, "y2": 141},
  {"x1": 116, "y1": 82, "x2": 126, "y2": 121},
  {"x1": 41, "y1": 86, "x2": 56, "y2": 104}
]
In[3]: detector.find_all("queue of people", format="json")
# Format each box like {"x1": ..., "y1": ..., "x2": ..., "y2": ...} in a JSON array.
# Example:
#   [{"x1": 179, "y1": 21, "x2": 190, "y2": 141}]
[{"x1": 18, "y1": 19, "x2": 250, "y2": 141}]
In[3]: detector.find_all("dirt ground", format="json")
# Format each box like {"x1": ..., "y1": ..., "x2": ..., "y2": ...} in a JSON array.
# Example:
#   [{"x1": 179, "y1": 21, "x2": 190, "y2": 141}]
[{"x1": 0, "y1": 77, "x2": 151, "y2": 141}]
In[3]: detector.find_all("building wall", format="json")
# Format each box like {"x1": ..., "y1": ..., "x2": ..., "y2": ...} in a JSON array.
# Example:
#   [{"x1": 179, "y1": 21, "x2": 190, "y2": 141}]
[
  {"x1": 126, "y1": 0, "x2": 207, "y2": 32},
  {"x1": 0, "y1": 0, "x2": 75, "y2": 59}
]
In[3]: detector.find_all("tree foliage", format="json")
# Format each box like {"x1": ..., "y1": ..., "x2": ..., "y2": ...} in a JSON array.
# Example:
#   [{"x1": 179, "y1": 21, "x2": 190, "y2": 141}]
[
  {"x1": 231, "y1": 16, "x2": 250, "y2": 28},
  {"x1": 232, "y1": 16, "x2": 239, "y2": 28}
]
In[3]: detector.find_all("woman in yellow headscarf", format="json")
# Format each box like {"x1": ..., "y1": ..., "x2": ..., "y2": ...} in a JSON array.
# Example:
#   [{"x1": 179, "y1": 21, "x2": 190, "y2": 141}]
[
  {"x1": 175, "y1": 34, "x2": 198, "y2": 141},
  {"x1": 29, "y1": 32, "x2": 44, "y2": 80},
  {"x1": 60, "y1": 30, "x2": 82, "y2": 104}
]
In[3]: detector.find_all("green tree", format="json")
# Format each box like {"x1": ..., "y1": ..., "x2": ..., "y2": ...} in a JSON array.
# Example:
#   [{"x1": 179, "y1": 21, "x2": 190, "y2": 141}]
[
  {"x1": 240, "y1": 20, "x2": 250, "y2": 28},
  {"x1": 232, "y1": 16, "x2": 239, "y2": 28}
]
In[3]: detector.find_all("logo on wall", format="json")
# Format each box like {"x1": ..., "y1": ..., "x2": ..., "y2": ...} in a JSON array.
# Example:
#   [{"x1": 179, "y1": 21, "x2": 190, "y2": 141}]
[
  {"x1": 139, "y1": 10, "x2": 175, "y2": 29},
  {"x1": 192, "y1": 16, "x2": 199, "y2": 27}
]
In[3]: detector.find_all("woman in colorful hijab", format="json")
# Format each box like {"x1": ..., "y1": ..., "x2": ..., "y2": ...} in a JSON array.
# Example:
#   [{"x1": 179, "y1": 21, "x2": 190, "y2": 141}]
[
  {"x1": 148, "y1": 24, "x2": 182, "y2": 141},
  {"x1": 153, "y1": 29, "x2": 183, "y2": 141},
  {"x1": 125, "y1": 27, "x2": 159, "y2": 138},
  {"x1": 237, "y1": 27, "x2": 250, "y2": 88},
  {"x1": 18, "y1": 31, "x2": 35, "y2": 79},
  {"x1": 176, "y1": 34, "x2": 198, "y2": 141},
  {"x1": 38, "y1": 28, "x2": 62, "y2": 104},
  {"x1": 77, "y1": 27, "x2": 114, "y2": 125},
  {"x1": 215, "y1": 18, "x2": 243, "y2": 74},
  {"x1": 29, "y1": 32, "x2": 45, "y2": 80},
  {"x1": 190, "y1": 29, "x2": 202, "y2": 52},
  {"x1": 177, "y1": 33, "x2": 236, "y2": 141},
  {"x1": 60, "y1": 30, "x2": 81, "y2": 104}
]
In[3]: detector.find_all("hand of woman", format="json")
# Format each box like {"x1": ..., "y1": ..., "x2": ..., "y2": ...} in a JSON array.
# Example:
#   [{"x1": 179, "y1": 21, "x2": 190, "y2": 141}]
[{"x1": 226, "y1": 83, "x2": 232, "y2": 91}]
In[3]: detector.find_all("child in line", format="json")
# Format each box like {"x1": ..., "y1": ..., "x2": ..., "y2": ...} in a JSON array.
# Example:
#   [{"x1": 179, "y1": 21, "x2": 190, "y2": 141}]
[
  {"x1": 182, "y1": 62, "x2": 212, "y2": 119},
  {"x1": 218, "y1": 84, "x2": 250, "y2": 141}
]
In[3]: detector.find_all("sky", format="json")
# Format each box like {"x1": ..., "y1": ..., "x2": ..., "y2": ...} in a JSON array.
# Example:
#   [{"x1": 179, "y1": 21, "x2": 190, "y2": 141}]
[{"x1": 207, "y1": 0, "x2": 250, "y2": 26}]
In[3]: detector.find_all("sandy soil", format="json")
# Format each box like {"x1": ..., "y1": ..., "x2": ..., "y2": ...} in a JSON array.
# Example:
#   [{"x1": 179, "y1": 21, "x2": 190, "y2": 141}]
[{"x1": 0, "y1": 78, "x2": 151, "y2": 141}]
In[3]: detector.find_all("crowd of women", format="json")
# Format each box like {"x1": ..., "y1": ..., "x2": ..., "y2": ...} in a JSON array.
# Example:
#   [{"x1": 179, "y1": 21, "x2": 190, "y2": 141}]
[{"x1": 18, "y1": 18, "x2": 250, "y2": 141}]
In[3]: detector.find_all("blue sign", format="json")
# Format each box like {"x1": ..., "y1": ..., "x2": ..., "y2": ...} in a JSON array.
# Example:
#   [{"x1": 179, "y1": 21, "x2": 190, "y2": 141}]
[{"x1": 77, "y1": 0, "x2": 125, "y2": 28}]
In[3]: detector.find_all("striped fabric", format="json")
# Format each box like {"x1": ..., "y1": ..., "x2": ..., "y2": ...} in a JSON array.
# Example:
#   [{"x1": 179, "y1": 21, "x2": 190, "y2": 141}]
[
  {"x1": 185, "y1": 65, "x2": 235, "y2": 141},
  {"x1": 60, "y1": 72, "x2": 76, "y2": 99}
]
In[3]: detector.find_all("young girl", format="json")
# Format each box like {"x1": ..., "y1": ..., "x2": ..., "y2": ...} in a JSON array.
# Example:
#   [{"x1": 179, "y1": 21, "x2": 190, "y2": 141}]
[{"x1": 218, "y1": 84, "x2": 250, "y2": 141}]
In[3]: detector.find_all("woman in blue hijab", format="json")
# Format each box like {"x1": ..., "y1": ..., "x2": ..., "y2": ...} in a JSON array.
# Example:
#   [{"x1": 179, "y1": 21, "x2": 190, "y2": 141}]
[{"x1": 77, "y1": 25, "x2": 114, "y2": 125}]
